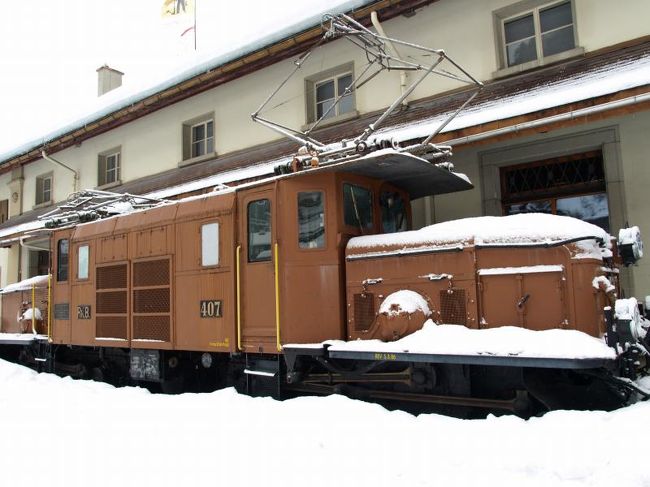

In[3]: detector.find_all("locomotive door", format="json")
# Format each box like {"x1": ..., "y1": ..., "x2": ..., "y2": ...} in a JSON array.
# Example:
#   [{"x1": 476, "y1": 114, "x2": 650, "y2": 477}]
[{"x1": 238, "y1": 189, "x2": 278, "y2": 353}]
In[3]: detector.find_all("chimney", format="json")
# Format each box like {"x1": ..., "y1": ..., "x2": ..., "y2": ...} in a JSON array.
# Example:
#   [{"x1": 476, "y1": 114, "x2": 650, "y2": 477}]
[{"x1": 96, "y1": 65, "x2": 124, "y2": 96}]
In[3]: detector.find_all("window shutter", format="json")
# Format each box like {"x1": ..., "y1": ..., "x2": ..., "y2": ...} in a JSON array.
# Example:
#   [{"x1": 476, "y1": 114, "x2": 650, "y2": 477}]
[
  {"x1": 0, "y1": 199, "x2": 7, "y2": 223},
  {"x1": 182, "y1": 124, "x2": 191, "y2": 160},
  {"x1": 36, "y1": 177, "x2": 44, "y2": 205},
  {"x1": 98, "y1": 155, "x2": 107, "y2": 186}
]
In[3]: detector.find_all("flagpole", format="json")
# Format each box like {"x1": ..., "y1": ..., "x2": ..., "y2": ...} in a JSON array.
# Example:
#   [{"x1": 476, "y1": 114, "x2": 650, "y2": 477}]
[{"x1": 194, "y1": 0, "x2": 197, "y2": 50}]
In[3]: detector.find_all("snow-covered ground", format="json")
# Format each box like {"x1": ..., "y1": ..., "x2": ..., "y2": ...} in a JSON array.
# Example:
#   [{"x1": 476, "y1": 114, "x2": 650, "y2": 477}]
[{"x1": 1, "y1": 358, "x2": 649, "y2": 487}]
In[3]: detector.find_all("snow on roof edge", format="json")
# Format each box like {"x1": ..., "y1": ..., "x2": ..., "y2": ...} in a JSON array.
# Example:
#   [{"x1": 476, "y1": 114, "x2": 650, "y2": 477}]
[{"x1": 0, "y1": 0, "x2": 372, "y2": 165}]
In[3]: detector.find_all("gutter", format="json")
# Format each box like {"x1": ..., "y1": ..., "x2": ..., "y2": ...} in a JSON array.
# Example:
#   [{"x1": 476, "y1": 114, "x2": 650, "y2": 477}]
[
  {"x1": 41, "y1": 151, "x2": 79, "y2": 192},
  {"x1": 444, "y1": 92, "x2": 650, "y2": 147}
]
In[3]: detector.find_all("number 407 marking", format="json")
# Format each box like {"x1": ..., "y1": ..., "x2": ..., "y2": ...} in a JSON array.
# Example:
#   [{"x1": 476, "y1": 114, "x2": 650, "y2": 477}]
[{"x1": 200, "y1": 300, "x2": 222, "y2": 318}]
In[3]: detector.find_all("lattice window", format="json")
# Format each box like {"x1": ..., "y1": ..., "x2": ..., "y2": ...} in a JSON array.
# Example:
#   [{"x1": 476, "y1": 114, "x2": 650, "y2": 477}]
[{"x1": 500, "y1": 151, "x2": 609, "y2": 231}]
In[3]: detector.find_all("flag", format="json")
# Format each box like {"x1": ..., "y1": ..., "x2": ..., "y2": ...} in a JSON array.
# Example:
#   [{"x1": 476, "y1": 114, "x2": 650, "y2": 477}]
[{"x1": 161, "y1": 0, "x2": 195, "y2": 18}]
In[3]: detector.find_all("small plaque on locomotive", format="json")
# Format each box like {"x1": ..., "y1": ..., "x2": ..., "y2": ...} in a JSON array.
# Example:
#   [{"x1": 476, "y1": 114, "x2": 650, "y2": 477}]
[{"x1": 200, "y1": 300, "x2": 222, "y2": 318}]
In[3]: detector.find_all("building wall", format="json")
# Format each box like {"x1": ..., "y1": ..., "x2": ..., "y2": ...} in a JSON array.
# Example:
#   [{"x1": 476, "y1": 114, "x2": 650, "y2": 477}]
[
  {"x1": 432, "y1": 109, "x2": 650, "y2": 298},
  {"x1": 2, "y1": 0, "x2": 650, "y2": 288}
]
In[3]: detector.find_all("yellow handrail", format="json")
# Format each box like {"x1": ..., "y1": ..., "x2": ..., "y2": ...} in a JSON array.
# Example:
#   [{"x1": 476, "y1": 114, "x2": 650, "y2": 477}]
[
  {"x1": 47, "y1": 274, "x2": 52, "y2": 341},
  {"x1": 236, "y1": 245, "x2": 242, "y2": 351},
  {"x1": 274, "y1": 242, "x2": 281, "y2": 352}
]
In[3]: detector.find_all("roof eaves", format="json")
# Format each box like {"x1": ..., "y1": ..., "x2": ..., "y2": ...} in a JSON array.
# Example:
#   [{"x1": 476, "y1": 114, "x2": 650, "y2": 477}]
[{"x1": 0, "y1": 0, "x2": 438, "y2": 173}]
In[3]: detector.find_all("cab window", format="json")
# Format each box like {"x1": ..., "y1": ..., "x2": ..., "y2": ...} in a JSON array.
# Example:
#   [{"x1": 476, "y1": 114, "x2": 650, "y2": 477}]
[
  {"x1": 298, "y1": 191, "x2": 325, "y2": 249},
  {"x1": 248, "y1": 199, "x2": 271, "y2": 262},
  {"x1": 381, "y1": 191, "x2": 408, "y2": 233},
  {"x1": 77, "y1": 244, "x2": 89, "y2": 280},
  {"x1": 343, "y1": 183, "x2": 373, "y2": 232},
  {"x1": 57, "y1": 239, "x2": 69, "y2": 281}
]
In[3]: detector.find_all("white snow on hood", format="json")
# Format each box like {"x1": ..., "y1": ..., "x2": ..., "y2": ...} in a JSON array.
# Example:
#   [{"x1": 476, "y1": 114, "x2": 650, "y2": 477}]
[{"x1": 348, "y1": 213, "x2": 611, "y2": 253}]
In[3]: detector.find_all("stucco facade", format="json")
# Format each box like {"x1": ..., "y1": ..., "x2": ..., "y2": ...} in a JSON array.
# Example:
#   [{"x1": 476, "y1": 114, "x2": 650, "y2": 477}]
[{"x1": 0, "y1": 0, "x2": 648, "y2": 299}]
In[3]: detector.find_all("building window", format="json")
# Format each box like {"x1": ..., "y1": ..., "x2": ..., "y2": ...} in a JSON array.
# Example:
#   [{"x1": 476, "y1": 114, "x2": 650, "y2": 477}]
[
  {"x1": 496, "y1": 1, "x2": 577, "y2": 70},
  {"x1": 500, "y1": 151, "x2": 610, "y2": 231},
  {"x1": 78, "y1": 244, "x2": 89, "y2": 280},
  {"x1": 35, "y1": 173, "x2": 53, "y2": 206},
  {"x1": 343, "y1": 183, "x2": 373, "y2": 232},
  {"x1": 298, "y1": 192, "x2": 325, "y2": 249},
  {"x1": 182, "y1": 114, "x2": 215, "y2": 162},
  {"x1": 201, "y1": 223, "x2": 219, "y2": 266},
  {"x1": 28, "y1": 250, "x2": 49, "y2": 278},
  {"x1": 380, "y1": 191, "x2": 408, "y2": 233},
  {"x1": 57, "y1": 239, "x2": 69, "y2": 282},
  {"x1": 248, "y1": 199, "x2": 271, "y2": 262},
  {"x1": 305, "y1": 64, "x2": 355, "y2": 124},
  {"x1": 98, "y1": 149, "x2": 121, "y2": 187}
]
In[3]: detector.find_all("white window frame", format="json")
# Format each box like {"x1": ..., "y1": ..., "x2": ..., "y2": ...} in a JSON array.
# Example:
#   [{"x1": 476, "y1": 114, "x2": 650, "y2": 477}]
[
  {"x1": 190, "y1": 119, "x2": 214, "y2": 159},
  {"x1": 313, "y1": 72, "x2": 354, "y2": 121},
  {"x1": 201, "y1": 222, "x2": 220, "y2": 267},
  {"x1": 493, "y1": 0, "x2": 582, "y2": 77},
  {"x1": 104, "y1": 151, "x2": 120, "y2": 185},
  {"x1": 35, "y1": 173, "x2": 53, "y2": 206},
  {"x1": 78, "y1": 244, "x2": 89, "y2": 280},
  {"x1": 304, "y1": 63, "x2": 357, "y2": 127}
]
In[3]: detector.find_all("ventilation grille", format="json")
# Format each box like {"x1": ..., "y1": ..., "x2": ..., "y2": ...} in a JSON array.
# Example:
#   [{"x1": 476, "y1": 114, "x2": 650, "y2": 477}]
[
  {"x1": 96, "y1": 263, "x2": 128, "y2": 341},
  {"x1": 133, "y1": 289, "x2": 169, "y2": 313},
  {"x1": 96, "y1": 316, "x2": 127, "y2": 340},
  {"x1": 353, "y1": 293, "x2": 375, "y2": 331},
  {"x1": 97, "y1": 291, "x2": 127, "y2": 314},
  {"x1": 440, "y1": 289, "x2": 466, "y2": 326},
  {"x1": 133, "y1": 316, "x2": 170, "y2": 342},
  {"x1": 132, "y1": 258, "x2": 171, "y2": 343},
  {"x1": 97, "y1": 264, "x2": 127, "y2": 290},
  {"x1": 133, "y1": 260, "x2": 169, "y2": 287}
]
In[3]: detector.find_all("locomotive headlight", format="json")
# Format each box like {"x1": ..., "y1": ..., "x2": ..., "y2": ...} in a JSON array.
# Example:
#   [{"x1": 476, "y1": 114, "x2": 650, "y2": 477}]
[{"x1": 201, "y1": 353, "x2": 213, "y2": 369}]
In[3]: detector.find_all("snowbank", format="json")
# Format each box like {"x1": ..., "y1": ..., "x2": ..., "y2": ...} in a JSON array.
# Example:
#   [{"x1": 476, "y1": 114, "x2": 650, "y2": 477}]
[
  {"x1": 0, "y1": 358, "x2": 648, "y2": 487},
  {"x1": 327, "y1": 320, "x2": 616, "y2": 360}
]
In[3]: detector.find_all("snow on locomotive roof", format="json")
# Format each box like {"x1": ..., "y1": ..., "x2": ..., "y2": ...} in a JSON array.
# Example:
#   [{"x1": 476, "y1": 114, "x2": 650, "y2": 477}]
[
  {"x1": 0, "y1": 275, "x2": 49, "y2": 295},
  {"x1": 325, "y1": 320, "x2": 617, "y2": 360},
  {"x1": 348, "y1": 213, "x2": 611, "y2": 253}
]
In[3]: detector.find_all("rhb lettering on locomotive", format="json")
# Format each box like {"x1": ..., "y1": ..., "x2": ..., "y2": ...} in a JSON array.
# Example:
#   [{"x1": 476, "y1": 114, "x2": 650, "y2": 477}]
[{"x1": 77, "y1": 305, "x2": 91, "y2": 320}]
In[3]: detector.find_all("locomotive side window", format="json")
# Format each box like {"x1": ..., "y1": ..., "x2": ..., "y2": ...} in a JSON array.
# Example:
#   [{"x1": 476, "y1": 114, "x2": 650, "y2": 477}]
[
  {"x1": 343, "y1": 184, "x2": 373, "y2": 232},
  {"x1": 248, "y1": 199, "x2": 271, "y2": 262},
  {"x1": 298, "y1": 191, "x2": 325, "y2": 249},
  {"x1": 381, "y1": 191, "x2": 407, "y2": 233},
  {"x1": 57, "y1": 239, "x2": 69, "y2": 281},
  {"x1": 77, "y1": 244, "x2": 89, "y2": 280},
  {"x1": 201, "y1": 222, "x2": 220, "y2": 266}
]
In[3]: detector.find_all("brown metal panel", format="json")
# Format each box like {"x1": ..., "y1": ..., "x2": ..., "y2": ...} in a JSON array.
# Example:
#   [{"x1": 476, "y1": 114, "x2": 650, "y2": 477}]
[
  {"x1": 51, "y1": 229, "x2": 73, "y2": 344},
  {"x1": 134, "y1": 226, "x2": 170, "y2": 258},
  {"x1": 238, "y1": 186, "x2": 277, "y2": 353},
  {"x1": 1, "y1": 293, "x2": 23, "y2": 333},
  {"x1": 275, "y1": 174, "x2": 346, "y2": 345},
  {"x1": 98, "y1": 234, "x2": 128, "y2": 263},
  {"x1": 70, "y1": 240, "x2": 96, "y2": 345},
  {"x1": 73, "y1": 218, "x2": 116, "y2": 240},
  {"x1": 174, "y1": 211, "x2": 236, "y2": 353}
]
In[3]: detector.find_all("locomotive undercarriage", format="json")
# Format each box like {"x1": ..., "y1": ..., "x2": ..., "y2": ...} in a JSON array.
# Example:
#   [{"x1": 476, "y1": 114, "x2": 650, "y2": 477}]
[{"x1": 2, "y1": 339, "x2": 645, "y2": 418}]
